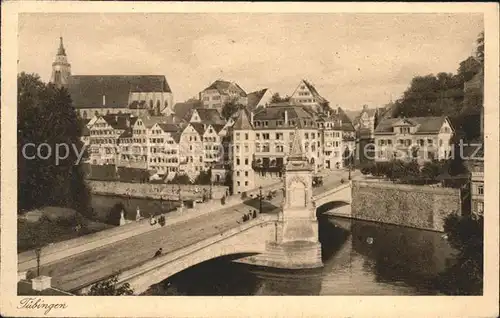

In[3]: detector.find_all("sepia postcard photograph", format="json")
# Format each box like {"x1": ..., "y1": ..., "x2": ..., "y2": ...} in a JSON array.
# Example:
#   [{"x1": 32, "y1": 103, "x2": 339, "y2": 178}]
[{"x1": 1, "y1": 1, "x2": 499, "y2": 317}]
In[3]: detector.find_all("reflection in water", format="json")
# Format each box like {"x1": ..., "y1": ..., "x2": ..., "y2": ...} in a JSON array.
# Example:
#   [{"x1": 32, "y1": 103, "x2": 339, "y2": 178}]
[{"x1": 143, "y1": 216, "x2": 459, "y2": 296}]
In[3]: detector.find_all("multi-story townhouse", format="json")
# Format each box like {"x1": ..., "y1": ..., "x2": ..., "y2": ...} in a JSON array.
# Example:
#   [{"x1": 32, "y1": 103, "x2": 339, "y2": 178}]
[
  {"x1": 88, "y1": 114, "x2": 130, "y2": 165},
  {"x1": 199, "y1": 80, "x2": 247, "y2": 111},
  {"x1": 148, "y1": 123, "x2": 181, "y2": 176},
  {"x1": 374, "y1": 116, "x2": 454, "y2": 162},
  {"x1": 290, "y1": 80, "x2": 328, "y2": 113},
  {"x1": 316, "y1": 111, "x2": 344, "y2": 170},
  {"x1": 251, "y1": 104, "x2": 322, "y2": 178},
  {"x1": 202, "y1": 123, "x2": 225, "y2": 169},
  {"x1": 178, "y1": 123, "x2": 205, "y2": 180},
  {"x1": 231, "y1": 109, "x2": 256, "y2": 194},
  {"x1": 116, "y1": 116, "x2": 148, "y2": 169},
  {"x1": 470, "y1": 158, "x2": 484, "y2": 216}
]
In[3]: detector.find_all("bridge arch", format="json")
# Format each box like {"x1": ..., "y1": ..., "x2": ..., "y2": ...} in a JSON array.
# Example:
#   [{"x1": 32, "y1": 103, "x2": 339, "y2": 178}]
[
  {"x1": 316, "y1": 200, "x2": 351, "y2": 215},
  {"x1": 114, "y1": 221, "x2": 275, "y2": 295}
]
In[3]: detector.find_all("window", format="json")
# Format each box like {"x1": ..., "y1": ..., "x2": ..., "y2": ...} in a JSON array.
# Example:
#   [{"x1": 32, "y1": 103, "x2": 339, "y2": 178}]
[
  {"x1": 477, "y1": 201, "x2": 484, "y2": 213},
  {"x1": 236, "y1": 158, "x2": 240, "y2": 165},
  {"x1": 478, "y1": 184, "x2": 484, "y2": 195},
  {"x1": 244, "y1": 145, "x2": 249, "y2": 153},
  {"x1": 244, "y1": 158, "x2": 249, "y2": 165},
  {"x1": 305, "y1": 133, "x2": 309, "y2": 139},
  {"x1": 237, "y1": 171, "x2": 240, "y2": 177},
  {"x1": 245, "y1": 171, "x2": 248, "y2": 177},
  {"x1": 235, "y1": 133, "x2": 240, "y2": 140},
  {"x1": 245, "y1": 133, "x2": 248, "y2": 140},
  {"x1": 262, "y1": 143, "x2": 270, "y2": 152},
  {"x1": 263, "y1": 133, "x2": 270, "y2": 140},
  {"x1": 245, "y1": 181, "x2": 248, "y2": 186},
  {"x1": 256, "y1": 133, "x2": 260, "y2": 140},
  {"x1": 427, "y1": 139, "x2": 433, "y2": 145},
  {"x1": 439, "y1": 139, "x2": 443, "y2": 146},
  {"x1": 237, "y1": 181, "x2": 240, "y2": 186}
]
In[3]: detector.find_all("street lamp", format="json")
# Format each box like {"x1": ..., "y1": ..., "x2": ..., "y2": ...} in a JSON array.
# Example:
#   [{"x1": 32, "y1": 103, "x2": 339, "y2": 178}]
[
  {"x1": 34, "y1": 247, "x2": 42, "y2": 277},
  {"x1": 259, "y1": 186, "x2": 263, "y2": 214}
]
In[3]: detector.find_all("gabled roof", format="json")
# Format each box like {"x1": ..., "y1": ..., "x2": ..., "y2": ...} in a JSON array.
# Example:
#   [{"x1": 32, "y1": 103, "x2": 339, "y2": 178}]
[
  {"x1": 189, "y1": 122, "x2": 206, "y2": 136},
  {"x1": 252, "y1": 104, "x2": 317, "y2": 130},
  {"x1": 102, "y1": 113, "x2": 132, "y2": 130},
  {"x1": 68, "y1": 75, "x2": 171, "y2": 109},
  {"x1": 202, "y1": 80, "x2": 247, "y2": 97},
  {"x1": 232, "y1": 108, "x2": 253, "y2": 130},
  {"x1": 246, "y1": 88, "x2": 268, "y2": 112},
  {"x1": 192, "y1": 108, "x2": 225, "y2": 124},
  {"x1": 158, "y1": 123, "x2": 181, "y2": 133},
  {"x1": 375, "y1": 116, "x2": 449, "y2": 134},
  {"x1": 173, "y1": 99, "x2": 203, "y2": 119},
  {"x1": 140, "y1": 115, "x2": 166, "y2": 128},
  {"x1": 300, "y1": 79, "x2": 327, "y2": 103},
  {"x1": 336, "y1": 107, "x2": 356, "y2": 132}
]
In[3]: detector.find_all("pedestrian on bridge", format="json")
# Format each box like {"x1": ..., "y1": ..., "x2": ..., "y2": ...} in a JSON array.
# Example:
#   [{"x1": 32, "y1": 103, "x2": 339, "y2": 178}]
[{"x1": 154, "y1": 248, "x2": 163, "y2": 258}]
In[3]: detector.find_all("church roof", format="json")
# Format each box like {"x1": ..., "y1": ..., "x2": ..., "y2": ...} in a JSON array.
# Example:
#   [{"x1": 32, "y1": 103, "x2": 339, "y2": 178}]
[{"x1": 67, "y1": 75, "x2": 172, "y2": 109}]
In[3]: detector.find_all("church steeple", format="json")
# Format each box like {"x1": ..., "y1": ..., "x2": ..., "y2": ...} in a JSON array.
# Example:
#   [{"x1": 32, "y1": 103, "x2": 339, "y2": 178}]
[
  {"x1": 50, "y1": 37, "x2": 71, "y2": 88},
  {"x1": 57, "y1": 37, "x2": 66, "y2": 56}
]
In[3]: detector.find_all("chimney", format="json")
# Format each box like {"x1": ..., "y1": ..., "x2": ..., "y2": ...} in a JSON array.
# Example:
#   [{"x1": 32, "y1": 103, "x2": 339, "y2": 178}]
[
  {"x1": 102, "y1": 95, "x2": 106, "y2": 106},
  {"x1": 284, "y1": 110, "x2": 288, "y2": 125},
  {"x1": 250, "y1": 111, "x2": 254, "y2": 124},
  {"x1": 327, "y1": 110, "x2": 330, "y2": 117},
  {"x1": 32, "y1": 276, "x2": 52, "y2": 291}
]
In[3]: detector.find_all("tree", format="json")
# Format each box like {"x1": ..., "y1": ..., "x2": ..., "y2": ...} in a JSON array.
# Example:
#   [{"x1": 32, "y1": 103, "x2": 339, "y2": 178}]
[
  {"x1": 18, "y1": 73, "x2": 91, "y2": 217},
  {"x1": 270, "y1": 93, "x2": 291, "y2": 104},
  {"x1": 169, "y1": 173, "x2": 191, "y2": 185},
  {"x1": 87, "y1": 274, "x2": 134, "y2": 295},
  {"x1": 221, "y1": 99, "x2": 244, "y2": 120},
  {"x1": 194, "y1": 169, "x2": 211, "y2": 185},
  {"x1": 436, "y1": 213, "x2": 483, "y2": 295},
  {"x1": 476, "y1": 31, "x2": 484, "y2": 64}
]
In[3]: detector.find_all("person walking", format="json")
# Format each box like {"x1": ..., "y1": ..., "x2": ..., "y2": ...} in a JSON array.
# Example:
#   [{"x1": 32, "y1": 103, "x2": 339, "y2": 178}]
[{"x1": 154, "y1": 248, "x2": 163, "y2": 258}]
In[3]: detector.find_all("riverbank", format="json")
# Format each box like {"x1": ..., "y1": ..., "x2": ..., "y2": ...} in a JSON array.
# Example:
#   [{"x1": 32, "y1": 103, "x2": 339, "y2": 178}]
[{"x1": 17, "y1": 207, "x2": 113, "y2": 253}]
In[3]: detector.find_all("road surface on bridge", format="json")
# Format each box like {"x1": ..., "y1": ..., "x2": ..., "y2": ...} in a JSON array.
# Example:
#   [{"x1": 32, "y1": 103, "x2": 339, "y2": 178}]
[
  {"x1": 312, "y1": 169, "x2": 359, "y2": 196},
  {"x1": 36, "y1": 194, "x2": 283, "y2": 293}
]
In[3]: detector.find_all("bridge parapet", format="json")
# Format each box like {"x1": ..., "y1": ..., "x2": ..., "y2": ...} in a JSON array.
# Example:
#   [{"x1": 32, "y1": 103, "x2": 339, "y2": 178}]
[
  {"x1": 312, "y1": 181, "x2": 352, "y2": 208},
  {"x1": 77, "y1": 215, "x2": 277, "y2": 295}
]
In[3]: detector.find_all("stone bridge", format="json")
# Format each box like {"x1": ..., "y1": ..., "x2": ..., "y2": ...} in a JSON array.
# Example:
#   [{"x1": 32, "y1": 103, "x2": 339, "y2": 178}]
[
  {"x1": 18, "y1": 179, "x2": 353, "y2": 295},
  {"x1": 91, "y1": 216, "x2": 277, "y2": 295}
]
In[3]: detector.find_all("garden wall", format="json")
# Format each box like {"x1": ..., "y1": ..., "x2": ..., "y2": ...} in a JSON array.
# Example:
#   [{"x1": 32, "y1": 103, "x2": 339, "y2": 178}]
[
  {"x1": 351, "y1": 180, "x2": 461, "y2": 232},
  {"x1": 87, "y1": 180, "x2": 229, "y2": 200}
]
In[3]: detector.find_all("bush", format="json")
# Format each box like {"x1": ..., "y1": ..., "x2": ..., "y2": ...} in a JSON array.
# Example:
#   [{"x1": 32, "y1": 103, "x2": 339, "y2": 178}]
[{"x1": 241, "y1": 192, "x2": 248, "y2": 200}]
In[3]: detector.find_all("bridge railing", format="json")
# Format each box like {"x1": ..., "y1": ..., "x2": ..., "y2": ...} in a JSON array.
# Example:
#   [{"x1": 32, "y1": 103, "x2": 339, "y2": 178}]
[
  {"x1": 18, "y1": 195, "x2": 250, "y2": 272},
  {"x1": 312, "y1": 181, "x2": 351, "y2": 200},
  {"x1": 77, "y1": 214, "x2": 276, "y2": 293}
]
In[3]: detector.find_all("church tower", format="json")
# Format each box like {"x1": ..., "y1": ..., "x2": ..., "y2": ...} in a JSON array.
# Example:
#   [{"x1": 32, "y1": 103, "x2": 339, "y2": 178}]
[{"x1": 50, "y1": 37, "x2": 71, "y2": 88}]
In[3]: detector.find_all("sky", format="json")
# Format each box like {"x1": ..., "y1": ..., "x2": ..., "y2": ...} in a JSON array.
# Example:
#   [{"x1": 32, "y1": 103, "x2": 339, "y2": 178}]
[{"x1": 18, "y1": 13, "x2": 483, "y2": 110}]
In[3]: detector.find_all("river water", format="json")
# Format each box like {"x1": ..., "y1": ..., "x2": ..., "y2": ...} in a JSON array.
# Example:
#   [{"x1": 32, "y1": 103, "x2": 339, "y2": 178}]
[{"x1": 140, "y1": 214, "x2": 459, "y2": 296}]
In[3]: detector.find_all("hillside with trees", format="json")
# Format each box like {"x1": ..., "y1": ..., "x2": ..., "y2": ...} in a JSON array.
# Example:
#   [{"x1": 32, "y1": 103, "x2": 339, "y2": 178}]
[{"x1": 392, "y1": 32, "x2": 484, "y2": 142}]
